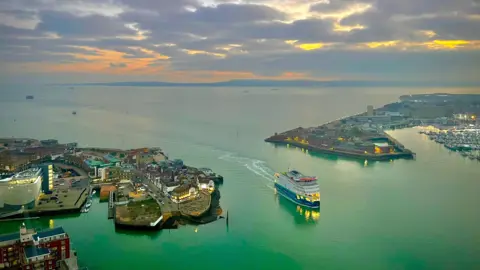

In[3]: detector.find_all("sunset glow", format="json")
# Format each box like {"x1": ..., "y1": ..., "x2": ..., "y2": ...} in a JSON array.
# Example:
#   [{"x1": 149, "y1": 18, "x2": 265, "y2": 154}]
[{"x1": 0, "y1": 0, "x2": 479, "y2": 83}]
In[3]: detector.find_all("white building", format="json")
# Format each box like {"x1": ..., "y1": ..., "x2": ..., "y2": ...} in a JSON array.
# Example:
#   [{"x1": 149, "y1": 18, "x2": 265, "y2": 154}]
[
  {"x1": 98, "y1": 167, "x2": 108, "y2": 181},
  {"x1": 170, "y1": 185, "x2": 198, "y2": 203},
  {"x1": 0, "y1": 168, "x2": 42, "y2": 210},
  {"x1": 197, "y1": 177, "x2": 215, "y2": 193}
]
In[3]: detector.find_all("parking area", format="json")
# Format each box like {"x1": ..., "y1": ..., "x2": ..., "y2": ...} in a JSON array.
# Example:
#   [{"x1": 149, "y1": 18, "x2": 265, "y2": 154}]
[
  {"x1": 36, "y1": 188, "x2": 87, "y2": 210},
  {"x1": 53, "y1": 177, "x2": 89, "y2": 189}
]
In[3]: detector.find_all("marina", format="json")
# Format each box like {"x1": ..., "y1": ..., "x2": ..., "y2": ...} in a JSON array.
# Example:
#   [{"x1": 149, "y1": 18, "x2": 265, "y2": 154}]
[{"x1": 420, "y1": 125, "x2": 480, "y2": 161}]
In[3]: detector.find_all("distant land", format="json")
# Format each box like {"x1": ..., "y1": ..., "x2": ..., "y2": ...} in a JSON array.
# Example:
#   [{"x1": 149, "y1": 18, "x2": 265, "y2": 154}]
[{"x1": 61, "y1": 80, "x2": 480, "y2": 88}]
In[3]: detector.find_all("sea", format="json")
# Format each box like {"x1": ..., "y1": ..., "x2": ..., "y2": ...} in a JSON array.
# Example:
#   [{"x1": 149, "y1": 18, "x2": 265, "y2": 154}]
[{"x1": 0, "y1": 85, "x2": 479, "y2": 270}]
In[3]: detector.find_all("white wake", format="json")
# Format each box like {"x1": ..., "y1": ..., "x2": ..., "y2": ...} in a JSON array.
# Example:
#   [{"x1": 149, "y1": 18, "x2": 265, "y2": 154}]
[{"x1": 218, "y1": 152, "x2": 276, "y2": 190}]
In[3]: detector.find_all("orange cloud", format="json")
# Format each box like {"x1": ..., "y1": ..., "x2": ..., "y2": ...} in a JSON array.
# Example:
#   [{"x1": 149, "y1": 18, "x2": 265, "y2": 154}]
[{"x1": 35, "y1": 45, "x2": 170, "y2": 74}]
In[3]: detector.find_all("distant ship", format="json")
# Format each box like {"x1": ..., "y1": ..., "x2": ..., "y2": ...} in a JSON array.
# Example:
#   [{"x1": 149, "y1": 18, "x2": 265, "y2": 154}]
[
  {"x1": 72, "y1": 111, "x2": 77, "y2": 115},
  {"x1": 274, "y1": 169, "x2": 320, "y2": 208},
  {"x1": 26, "y1": 95, "x2": 34, "y2": 100}
]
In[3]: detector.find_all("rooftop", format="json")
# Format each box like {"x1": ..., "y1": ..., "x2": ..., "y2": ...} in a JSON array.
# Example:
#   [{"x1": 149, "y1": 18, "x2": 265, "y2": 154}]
[
  {"x1": 172, "y1": 184, "x2": 193, "y2": 194},
  {"x1": 32, "y1": 227, "x2": 65, "y2": 241},
  {"x1": 0, "y1": 232, "x2": 19, "y2": 243},
  {"x1": 15, "y1": 168, "x2": 42, "y2": 179},
  {"x1": 198, "y1": 178, "x2": 211, "y2": 184},
  {"x1": 104, "y1": 154, "x2": 120, "y2": 163},
  {"x1": 84, "y1": 159, "x2": 105, "y2": 167},
  {"x1": 24, "y1": 246, "x2": 50, "y2": 259},
  {"x1": 0, "y1": 167, "x2": 41, "y2": 182}
]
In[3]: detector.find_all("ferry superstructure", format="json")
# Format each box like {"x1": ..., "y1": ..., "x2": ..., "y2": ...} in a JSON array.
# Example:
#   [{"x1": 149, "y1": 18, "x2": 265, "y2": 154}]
[
  {"x1": 274, "y1": 169, "x2": 320, "y2": 208},
  {"x1": 0, "y1": 168, "x2": 42, "y2": 210}
]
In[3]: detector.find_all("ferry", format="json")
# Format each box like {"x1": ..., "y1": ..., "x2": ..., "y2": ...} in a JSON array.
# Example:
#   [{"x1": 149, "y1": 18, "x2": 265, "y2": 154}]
[{"x1": 274, "y1": 169, "x2": 320, "y2": 208}]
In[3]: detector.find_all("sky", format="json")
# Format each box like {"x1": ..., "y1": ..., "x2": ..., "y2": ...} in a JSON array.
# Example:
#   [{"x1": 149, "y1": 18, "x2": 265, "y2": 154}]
[{"x1": 0, "y1": 0, "x2": 479, "y2": 84}]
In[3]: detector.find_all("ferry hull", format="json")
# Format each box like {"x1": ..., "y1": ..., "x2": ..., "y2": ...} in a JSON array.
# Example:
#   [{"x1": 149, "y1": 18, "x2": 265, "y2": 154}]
[{"x1": 275, "y1": 183, "x2": 320, "y2": 209}]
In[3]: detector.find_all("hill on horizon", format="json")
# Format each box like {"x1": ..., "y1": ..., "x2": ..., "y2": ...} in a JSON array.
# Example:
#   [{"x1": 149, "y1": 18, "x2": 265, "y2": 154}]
[{"x1": 63, "y1": 79, "x2": 480, "y2": 88}]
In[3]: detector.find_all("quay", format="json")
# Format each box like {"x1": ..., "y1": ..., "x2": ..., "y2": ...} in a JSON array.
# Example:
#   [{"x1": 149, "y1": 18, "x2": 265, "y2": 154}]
[
  {"x1": 265, "y1": 136, "x2": 415, "y2": 161},
  {"x1": 265, "y1": 93, "x2": 480, "y2": 161}
]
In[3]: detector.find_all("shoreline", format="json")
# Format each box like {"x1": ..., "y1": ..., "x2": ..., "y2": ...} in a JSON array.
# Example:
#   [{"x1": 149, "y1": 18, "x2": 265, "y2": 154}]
[
  {"x1": 265, "y1": 137, "x2": 415, "y2": 161},
  {"x1": 261, "y1": 94, "x2": 480, "y2": 161}
]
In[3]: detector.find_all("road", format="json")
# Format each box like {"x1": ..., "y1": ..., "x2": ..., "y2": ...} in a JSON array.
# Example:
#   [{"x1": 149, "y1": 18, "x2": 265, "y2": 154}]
[{"x1": 142, "y1": 175, "x2": 177, "y2": 213}]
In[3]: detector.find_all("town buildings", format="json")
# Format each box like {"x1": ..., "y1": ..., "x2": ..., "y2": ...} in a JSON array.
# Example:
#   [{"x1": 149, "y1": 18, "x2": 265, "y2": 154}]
[{"x1": 0, "y1": 224, "x2": 76, "y2": 269}]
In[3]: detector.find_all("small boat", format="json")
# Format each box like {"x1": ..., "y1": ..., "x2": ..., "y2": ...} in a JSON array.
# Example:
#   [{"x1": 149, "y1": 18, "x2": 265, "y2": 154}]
[
  {"x1": 81, "y1": 208, "x2": 89, "y2": 213},
  {"x1": 26, "y1": 95, "x2": 34, "y2": 100},
  {"x1": 72, "y1": 111, "x2": 77, "y2": 115},
  {"x1": 85, "y1": 201, "x2": 92, "y2": 208},
  {"x1": 91, "y1": 190, "x2": 96, "y2": 195}
]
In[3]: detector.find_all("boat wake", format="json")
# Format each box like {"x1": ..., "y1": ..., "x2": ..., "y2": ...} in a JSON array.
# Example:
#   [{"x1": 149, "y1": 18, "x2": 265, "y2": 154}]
[{"x1": 218, "y1": 152, "x2": 276, "y2": 190}]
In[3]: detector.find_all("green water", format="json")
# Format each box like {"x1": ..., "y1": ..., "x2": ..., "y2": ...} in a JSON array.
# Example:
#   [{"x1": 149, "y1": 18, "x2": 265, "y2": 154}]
[{"x1": 1, "y1": 86, "x2": 479, "y2": 269}]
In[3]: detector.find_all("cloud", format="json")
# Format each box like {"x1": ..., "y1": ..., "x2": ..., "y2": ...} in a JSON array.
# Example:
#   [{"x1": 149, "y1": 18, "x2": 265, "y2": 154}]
[
  {"x1": 408, "y1": 15, "x2": 480, "y2": 40},
  {"x1": 109, "y1": 62, "x2": 127, "y2": 68},
  {"x1": 114, "y1": 0, "x2": 197, "y2": 13},
  {"x1": 0, "y1": 0, "x2": 479, "y2": 84},
  {"x1": 35, "y1": 11, "x2": 136, "y2": 38},
  {"x1": 310, "y1": 0, "x2": 367, "y2": 13},
  {"x1": 188, "y1": 4, "x2": 286, "y2": 23}
]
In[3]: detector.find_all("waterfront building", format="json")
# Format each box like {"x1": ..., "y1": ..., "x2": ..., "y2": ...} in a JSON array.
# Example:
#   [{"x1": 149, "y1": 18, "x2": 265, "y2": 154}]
[
  {"x1": 197, "y1": 176, "x2": 215, "y2": 193},
  {"x1": 0, "y1": 168, "x2": 42, "y2": 211},
  {"x1": 170, "y1": 184, "x2": 198, "y2": 203},
  {"x1": 35, "y1": 164, "x2": 54, "y2": 195},
  {"x1": 0, "y1": 224, "x2": 75, "y2": 269}
]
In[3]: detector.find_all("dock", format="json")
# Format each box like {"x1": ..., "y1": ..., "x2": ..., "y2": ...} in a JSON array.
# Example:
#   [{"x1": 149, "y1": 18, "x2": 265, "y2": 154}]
[{"x1": 265, "y1": 137, "x2": 415, "y2": 161}]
